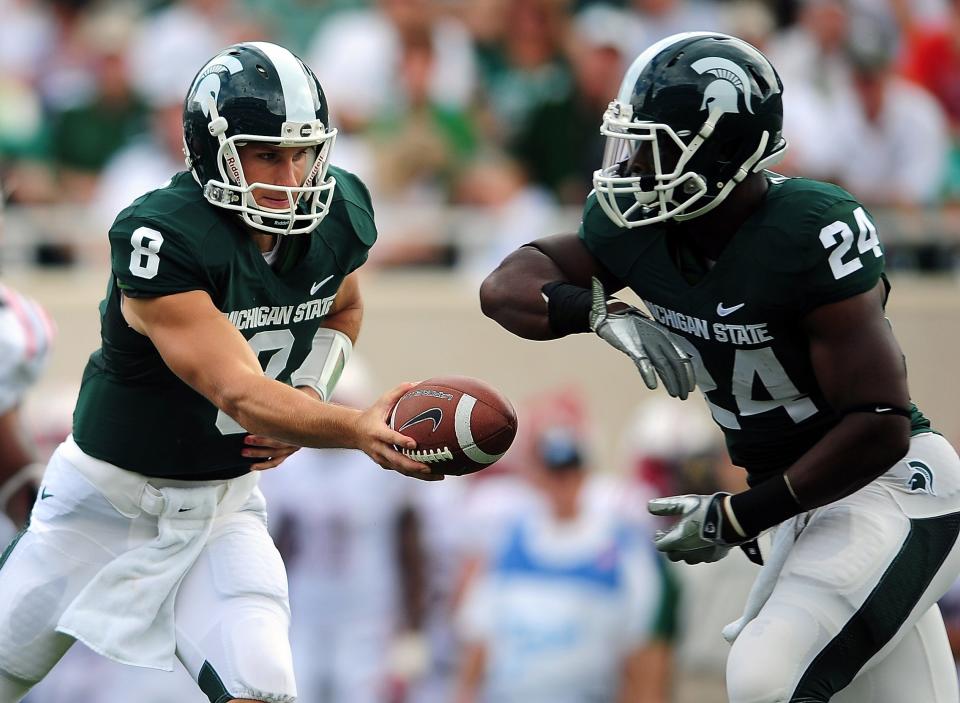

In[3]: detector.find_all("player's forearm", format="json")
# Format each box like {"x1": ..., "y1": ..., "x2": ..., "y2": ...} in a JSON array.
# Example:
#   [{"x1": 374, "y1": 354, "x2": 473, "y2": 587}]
[
  {"x1": 217, "y1": 373, "x2": 362, "y2": 449},
  {"x1": 320, "y1": 273, "x2": 363, "y2": 344},
  {"x1": 784, "y1": 412, "x2": 910, "y2": 508},
  {"x1": 0, "y1": 409, "x2": 34, "y2": 482},
  {"x1": 728, "y1": 413, "x2": 910, "y2": 538},
  {"x1": 479, "y1": 246, "x2": 568, "y2": 340}
]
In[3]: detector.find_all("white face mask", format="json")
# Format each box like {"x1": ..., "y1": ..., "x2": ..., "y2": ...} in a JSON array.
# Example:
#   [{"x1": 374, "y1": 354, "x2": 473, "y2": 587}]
[
  {"x1": 199, "y1": 123, "x2": 339, "y2": 236},
  {"x1": 592, "y1": 100, "x2": 710, "y2": 228}
]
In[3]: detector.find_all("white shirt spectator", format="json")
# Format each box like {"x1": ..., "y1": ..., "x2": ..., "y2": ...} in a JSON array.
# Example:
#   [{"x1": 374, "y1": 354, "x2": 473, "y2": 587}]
[
  {"x1": 258, "y1": 447, "x2": 415, "y2": 703},
  {"x1": 834, "y1": 77, "x2": 949, "y2": 206},
  {"x1": 457, "y1": 475, "x2": 663, "y2": 703}
]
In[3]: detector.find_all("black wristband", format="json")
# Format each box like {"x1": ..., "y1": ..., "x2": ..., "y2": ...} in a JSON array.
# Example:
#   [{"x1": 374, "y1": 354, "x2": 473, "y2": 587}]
[
  {"x1": 728, "y1": 473, "x2": 801, "y2": 538},
  {"x1": 541, "y1": 281, "x2": 592, "y2": 336}
]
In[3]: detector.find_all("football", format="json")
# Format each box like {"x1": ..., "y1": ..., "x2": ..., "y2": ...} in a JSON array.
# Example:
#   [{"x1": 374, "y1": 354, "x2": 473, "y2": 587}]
[{"x1": 389, "y1": 375, "x2": 518, "y2": 476}]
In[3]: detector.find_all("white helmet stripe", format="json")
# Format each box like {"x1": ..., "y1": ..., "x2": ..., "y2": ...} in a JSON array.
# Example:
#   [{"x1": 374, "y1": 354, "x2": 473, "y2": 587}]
[
  {"x1": 617, "y1": 31, "x2": 734, "y2": 104},
  {"x1": 247, "y1": 41, "x2": 316, "y2": 123}
]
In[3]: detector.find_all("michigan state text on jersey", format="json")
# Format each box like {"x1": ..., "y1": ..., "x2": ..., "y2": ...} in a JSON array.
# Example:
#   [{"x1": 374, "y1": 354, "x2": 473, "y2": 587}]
[{"x1": 73, "y1": 166, "x2": 374, "y2": 480}]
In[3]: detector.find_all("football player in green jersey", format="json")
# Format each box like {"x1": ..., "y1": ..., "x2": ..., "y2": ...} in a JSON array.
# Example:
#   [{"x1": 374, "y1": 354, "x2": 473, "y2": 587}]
[
  {"x1": 480, "y1": 32, "x2": 960, "y2": 702},
  {"x1": 0, "y1": 42, "x2": 435, "y2": 703}
]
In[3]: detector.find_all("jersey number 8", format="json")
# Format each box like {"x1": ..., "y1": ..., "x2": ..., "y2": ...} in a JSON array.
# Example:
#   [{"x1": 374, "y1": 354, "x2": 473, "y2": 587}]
[{"x1": 129, "y1": 228, "x2": 165, "y2": 279}]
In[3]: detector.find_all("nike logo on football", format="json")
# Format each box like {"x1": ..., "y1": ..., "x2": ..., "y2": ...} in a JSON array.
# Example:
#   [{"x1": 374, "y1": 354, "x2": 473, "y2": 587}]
[
  {"x1": 716, "y1": 302, "x2": 745, "y2": 317},
  {"x1": 398, "y1": 408, "x2": 443, "y2": 434},
  {"x1": 310, "y1": 275, "x2": 334, "y2": 295},
  {"x1": 40, "y1": 487, "x2": 54, "y2": 500}
]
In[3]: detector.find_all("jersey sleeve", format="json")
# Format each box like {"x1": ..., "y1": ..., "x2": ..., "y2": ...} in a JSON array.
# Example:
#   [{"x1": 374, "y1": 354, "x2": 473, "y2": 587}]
[
  {"x1": 109, "y1": 216, "x2": 213, "y2": 298},
  {"x1": 799, "y1": 199, "x2": 885, "y2": 313},
  {"x1": 320, "y1": 168, "x2": 378, "y2": 275}
]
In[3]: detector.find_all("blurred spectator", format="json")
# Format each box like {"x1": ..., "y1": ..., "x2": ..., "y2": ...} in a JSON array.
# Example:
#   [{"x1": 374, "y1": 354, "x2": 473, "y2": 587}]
[
  {"x1": 307, "y1": 0, "x2": 477, "y2": 134},
  {"x1": 452, "y1": 151, "x2": 557, "y2": 284},
  {"x1": 900, "y1": 0, "x2": 960, "y2": 130},
  {"x1": 662, "y1": 455, "x2": 763, "y2": 703},
  {"x1": 127, "y1": 0, "x2": 261, "y2": 111},
  {"x1": 627, "y1": 0, "x2": 728, "y2": 57},
  {"x1": 768, "y1": 0, "x2": 857, "y2": 179},
  {"x1": 471, "y1": 0, "x2": 573, "y2": 144},
  {"x1": 900, "y1": 0, "x2": 960, "y2": 199},
  {"x1": 938, "y1": 574, "x2": 960, "y2": 682},
  {"x1": 404, "y1": 477, "x2": 471, "y2": 703},
  {"x1": 370, "y1": 31, "x2": 479, "y2": 201},
  {"x1": 720, "y1": 0, "x2": 777, "y2": 50},
  {"x1": 0, "y1": 282, "x2": 55, "y2": 546},
  {"x1": 33, "y1": 0, "x2": 101, "y2": 112},
  {"x1": 239, "y1": 0, "x2": 362, "y2": 55},
  {"x1": 0, "y1": 0, "x2": 54, "y2": 175},
  {"x1": 455, "y1": 425, "x2": 673, "y2": 703},
  {"x1": 90, "y1": 89, "x2": 187, "y2": 230},
  {"x1": 0, "y1": 0, "x2": 56, "y2": 83},
  {"x1": 47, "y1": 11, "x2": 146, "y2": 204},
  {"x1": 510, "y1": 4, "x2": 639, "y2": 203},
  {"x1": 833, "y1": 34, "x2": 949, "y2": 206},
  {"x1": 620, "y1": 397, "x2": 719, "y2": 500},
  {"x1": 362, "y1": 28, "x2": 481, "y2": 268},
  {"x1": 619, "y1": 401, "x2": 758, "y2": 703},
  {"x1": 258, "y1": 359, "x2": 430, "y2": 703}
]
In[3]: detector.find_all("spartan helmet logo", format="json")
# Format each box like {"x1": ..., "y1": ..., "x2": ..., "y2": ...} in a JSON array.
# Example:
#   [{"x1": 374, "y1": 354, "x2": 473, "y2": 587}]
[
  {"x1": 906, "y1": 460, "x2": 935, "y2": 495},
  {"x1": 691, "y1": 57, "x2": 754, "y2": 115},
  {"x1": 190, "y1": 54, "x2": 244, "y2": 118}
]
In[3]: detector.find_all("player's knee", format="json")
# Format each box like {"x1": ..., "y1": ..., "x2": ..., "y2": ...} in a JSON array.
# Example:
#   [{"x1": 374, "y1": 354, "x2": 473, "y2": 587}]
[
  {"x1": 726, "y1": 669, "x2": 793, "y2": 703},
  {"x1": 0, "y1": 667, "x2": 33, "y2": 703},
  {"x1": 727, "y1": 642, "x2": 797, "y2": 703}
]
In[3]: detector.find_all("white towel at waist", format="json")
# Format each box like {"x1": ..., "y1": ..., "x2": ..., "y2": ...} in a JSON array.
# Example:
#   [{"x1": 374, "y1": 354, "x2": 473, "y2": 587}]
[
  {"x1": 55, "y1": 436, "x2": 258, "y2": 670},
  {"x1": 722, "y1": 514, "x2": 804, "y2": 644}
]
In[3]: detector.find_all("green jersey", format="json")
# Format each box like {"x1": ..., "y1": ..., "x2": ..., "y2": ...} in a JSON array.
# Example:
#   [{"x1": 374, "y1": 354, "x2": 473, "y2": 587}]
[
  {"x1": 73, "y1": 167, "x2": 376, "y2": 480},
  {"x1": 580, "y1": 174, "x2": 930, "y2": 480}
]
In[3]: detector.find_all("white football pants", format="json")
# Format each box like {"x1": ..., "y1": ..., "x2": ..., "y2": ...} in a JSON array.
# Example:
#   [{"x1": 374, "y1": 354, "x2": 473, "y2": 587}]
[{"x1": 726, "y1": 432, "x2": 960, "y2": 703}]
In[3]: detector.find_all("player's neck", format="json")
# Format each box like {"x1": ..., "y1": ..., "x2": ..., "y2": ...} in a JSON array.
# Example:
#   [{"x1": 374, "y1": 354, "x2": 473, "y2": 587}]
[
  {"x1": 674, "y1": 173, "x2": 769, "y2": 260},
  {"x1": 250, "y1": 231, "x2": 279, "y2": 253}
]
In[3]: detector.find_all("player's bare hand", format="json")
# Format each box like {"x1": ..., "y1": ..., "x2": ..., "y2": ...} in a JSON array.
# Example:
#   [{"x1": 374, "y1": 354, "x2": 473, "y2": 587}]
[
  {"x1": 243, "y1": 434, "x2": 301, "y2": 471},
  {"x1": 358, "y1": 383, "x2": 443, "y2": 480}
]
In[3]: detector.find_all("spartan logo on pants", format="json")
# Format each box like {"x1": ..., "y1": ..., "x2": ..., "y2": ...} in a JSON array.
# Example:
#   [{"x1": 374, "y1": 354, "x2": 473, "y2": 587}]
[{"x1": 907, "y1": 460, "x2": 936, "y2": 495}]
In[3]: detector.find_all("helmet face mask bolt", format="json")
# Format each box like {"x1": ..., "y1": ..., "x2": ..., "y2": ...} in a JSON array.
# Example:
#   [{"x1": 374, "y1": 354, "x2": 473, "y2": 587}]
[
  {"x1": 592, "y1": 32, "x2": 788, "y2": 229},
  {"x1": 183, "y1": 42, "x2": 338, "y2": 236}
]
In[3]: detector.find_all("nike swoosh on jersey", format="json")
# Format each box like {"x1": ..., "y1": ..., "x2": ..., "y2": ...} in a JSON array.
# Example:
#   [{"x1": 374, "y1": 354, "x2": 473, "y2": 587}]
[
  {"x1": 398, "y1": 408, "x2": 443, "y2": 434},
  {"x1": 716, "y1": 302, "x2": 745, "y2": 317},
  {"x1": 310, "y1": 275, "x2": 334, "y2": 295}
]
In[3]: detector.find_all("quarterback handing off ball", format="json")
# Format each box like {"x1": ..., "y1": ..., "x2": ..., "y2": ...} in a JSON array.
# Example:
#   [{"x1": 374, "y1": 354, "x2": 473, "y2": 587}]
[{"x1": 389, "y1": 376, "x2": 517, "y2": 476}]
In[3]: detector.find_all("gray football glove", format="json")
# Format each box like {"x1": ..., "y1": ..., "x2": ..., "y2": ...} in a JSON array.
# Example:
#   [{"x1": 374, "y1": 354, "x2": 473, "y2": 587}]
[
  {"x1": 648, "y1": 492, "x2": 735, "y2": 564},
  {"x1": 588, "y1": 278, "x2": 696, "y2": 400}
]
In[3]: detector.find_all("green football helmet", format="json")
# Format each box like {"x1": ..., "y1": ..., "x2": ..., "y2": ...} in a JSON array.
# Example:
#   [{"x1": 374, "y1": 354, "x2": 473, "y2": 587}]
[
  {"x1": 593, "y1": 32, "x2": 787, "y2": 228},
  {"x1": 183, "y1": 42, "x2": 337, "y2": 235}
]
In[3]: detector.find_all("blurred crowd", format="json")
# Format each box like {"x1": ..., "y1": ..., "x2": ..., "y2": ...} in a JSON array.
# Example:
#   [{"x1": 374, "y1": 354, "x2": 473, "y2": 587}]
[{"x1": 1, "y1": 0, "x2": 960, "y2": 270}]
